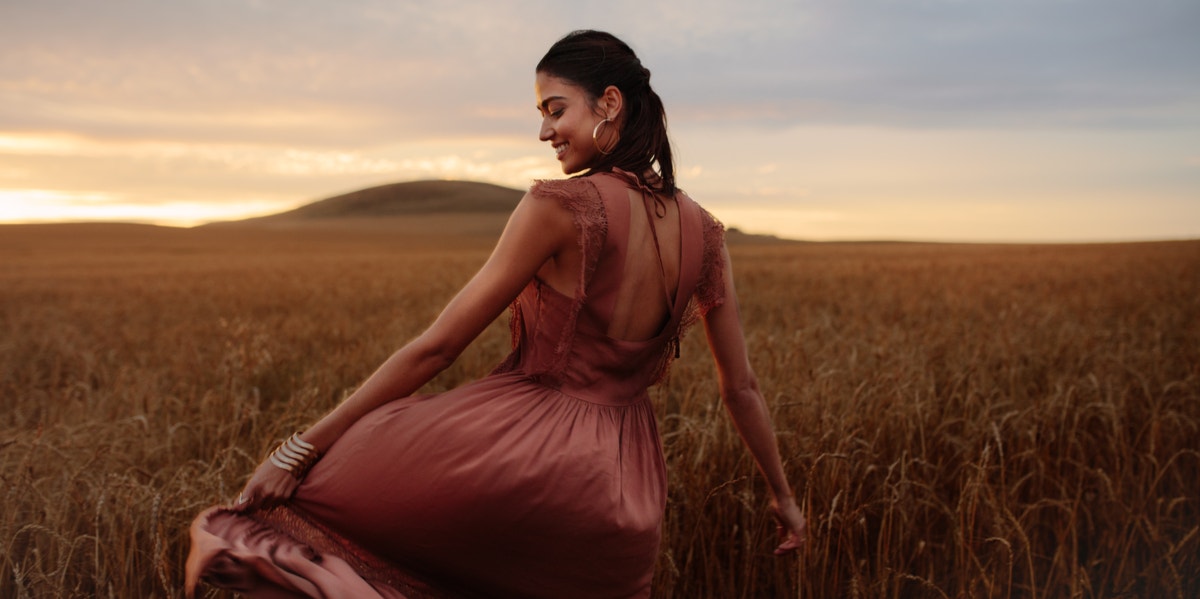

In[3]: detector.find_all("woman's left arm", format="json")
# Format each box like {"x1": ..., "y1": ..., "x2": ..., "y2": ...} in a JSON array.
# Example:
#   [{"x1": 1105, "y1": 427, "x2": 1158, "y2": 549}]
[
  {"x1": 236, "y1": 190, "x2": 576, "y2": 508},
  {"x1": 701, "y1": 244, "x2": 807, "y2": 553}
]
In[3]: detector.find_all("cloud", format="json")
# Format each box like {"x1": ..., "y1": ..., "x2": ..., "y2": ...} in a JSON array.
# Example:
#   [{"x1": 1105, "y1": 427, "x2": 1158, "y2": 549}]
[
  {"x1": 649, "y1": 0, "x2": 1200, "y2": 129},
  {"x1": 1, "y1": 1, "x2": 1197, "y2": 239},
  {"x1": 3, "y1": 0, "x2": 1197, "y2": 148},
  {"x1": 0, "y1": 1, "x2": 555, "y2": 145}
]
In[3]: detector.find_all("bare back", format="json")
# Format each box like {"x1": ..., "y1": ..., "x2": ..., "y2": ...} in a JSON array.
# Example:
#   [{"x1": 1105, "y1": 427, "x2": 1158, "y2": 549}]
[
  {"x1": 534, "y1": 172, "x2": 688, "y2": 345},
  {"x1": 608, "y1": 187, "x2": 681, "y2": 341}
]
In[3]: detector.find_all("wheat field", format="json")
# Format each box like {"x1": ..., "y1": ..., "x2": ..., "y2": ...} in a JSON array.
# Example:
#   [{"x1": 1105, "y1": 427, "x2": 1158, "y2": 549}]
[{"x1": 1, "y1": 223, "x2": 1197, "y2": 598}]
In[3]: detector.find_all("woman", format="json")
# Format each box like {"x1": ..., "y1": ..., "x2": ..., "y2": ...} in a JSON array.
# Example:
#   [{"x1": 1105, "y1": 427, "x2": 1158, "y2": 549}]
[{"x1": 187, "y1": 30, "x2": 806, "y2": 598}]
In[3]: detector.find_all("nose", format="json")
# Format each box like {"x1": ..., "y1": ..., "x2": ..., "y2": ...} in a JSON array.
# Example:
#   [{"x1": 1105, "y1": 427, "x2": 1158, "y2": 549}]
[{"x1": 539, "y1": 118, "x2": 553, "y2": 142}]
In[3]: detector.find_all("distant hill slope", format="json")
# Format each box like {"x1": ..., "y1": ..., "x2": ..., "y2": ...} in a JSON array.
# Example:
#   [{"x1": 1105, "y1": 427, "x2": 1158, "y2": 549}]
[
  {"x1": 209, "y1": 178, "x2": 793, "y2": 244},
  {"x1": 249, "y1": 180, "x2": 525, "y2": 222}
]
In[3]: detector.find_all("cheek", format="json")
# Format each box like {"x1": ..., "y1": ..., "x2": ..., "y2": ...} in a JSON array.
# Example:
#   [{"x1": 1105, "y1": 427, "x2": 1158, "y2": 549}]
[{"x1": 570, "y1": 113, "x2": 595, "y2": 140}]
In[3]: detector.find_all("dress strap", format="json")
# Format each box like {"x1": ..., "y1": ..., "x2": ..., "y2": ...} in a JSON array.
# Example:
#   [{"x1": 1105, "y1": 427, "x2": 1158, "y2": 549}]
[
  {"x1": 588, "y1": 169, "x2": 704, "y2": 347},
  {"x1": 630, "y1": 176, "x2": 676, "y2": 314},
  {"x1": 608, "y1": 169, "x2": 707, "y2": 362}
]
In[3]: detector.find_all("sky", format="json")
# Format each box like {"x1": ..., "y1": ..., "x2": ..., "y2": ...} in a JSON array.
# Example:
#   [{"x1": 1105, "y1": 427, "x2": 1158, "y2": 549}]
[{"x1": 1, "y1": 0, "x2": 1197, "y2": 242}]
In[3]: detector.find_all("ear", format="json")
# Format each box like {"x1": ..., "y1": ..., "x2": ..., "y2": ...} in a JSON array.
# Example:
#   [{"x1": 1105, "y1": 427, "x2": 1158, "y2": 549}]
[{"x1": 598, "y1": 85, "x2": 623, "y2": 120}]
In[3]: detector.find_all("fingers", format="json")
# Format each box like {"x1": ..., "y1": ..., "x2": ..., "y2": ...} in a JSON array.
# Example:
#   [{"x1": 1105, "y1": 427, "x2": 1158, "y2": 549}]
[
  {"x1": 234, "y1": 483, "x2": 282, "y2": 510},
  {"x1": 233, "y1": 487, "x2": 280, "y2": 511},
  {"x1": 233, "y1": 465, "x2": 301, "y2": 511},
  {"x1": 774, "y1": 538, "x2": 801, "y2": 555},
  {"x1": 232, "y1": 477, "x2": 270, "y2": 511},
  {"x1": 771, "y1": 506, "x2": 807, "y2": 555},
  {"x1": 234, "y1": 497, "x2": 251, "y2": 511},
  {"x1": 773, "y1": 525, "x2": 806, "y2": 555},
  {"x1": 231, "y1": 489, "x2": 257, "y2": 512}
]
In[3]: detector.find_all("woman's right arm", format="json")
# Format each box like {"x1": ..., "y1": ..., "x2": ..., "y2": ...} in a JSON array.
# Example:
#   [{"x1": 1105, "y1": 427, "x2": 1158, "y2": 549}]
[
  {"x1": 702, "y1": 244, "x2": 807, "y2": 554},
  {"x1": 235, "y1": 188, "x2": 577, "y2": 508}
]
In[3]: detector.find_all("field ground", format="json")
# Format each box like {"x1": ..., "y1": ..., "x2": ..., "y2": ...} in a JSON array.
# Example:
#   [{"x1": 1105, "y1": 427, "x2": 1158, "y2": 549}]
[{"x1": 1, "y1": 223, "x2": 1197, "y2": 598}]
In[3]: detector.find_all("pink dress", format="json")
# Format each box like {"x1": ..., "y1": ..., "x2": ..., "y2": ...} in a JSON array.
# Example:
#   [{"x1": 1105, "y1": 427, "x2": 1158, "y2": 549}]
[{"x1": 186, "y1": 170, "x2": 727, "y2": 598}]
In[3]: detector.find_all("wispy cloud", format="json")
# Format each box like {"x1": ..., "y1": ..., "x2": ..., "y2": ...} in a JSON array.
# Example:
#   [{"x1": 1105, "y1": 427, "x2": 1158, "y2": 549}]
[{"x1": 1, "y1": 0, "x2": 1197, "y2": 239}]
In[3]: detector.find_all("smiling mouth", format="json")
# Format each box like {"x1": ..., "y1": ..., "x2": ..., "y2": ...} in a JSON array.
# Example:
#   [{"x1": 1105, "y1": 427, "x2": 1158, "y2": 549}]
[{"x1": 553, "y1": 143, "x2": 568, "y2": 160}]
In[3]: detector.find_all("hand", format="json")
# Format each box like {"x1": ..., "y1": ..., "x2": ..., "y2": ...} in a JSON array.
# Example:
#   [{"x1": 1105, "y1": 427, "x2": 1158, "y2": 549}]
[
  {"x1": 771, "y1": 495, "x2": 807, "y2": 555},
  {"x1": 233, "y1": 457, "x2": 301, "y2": 511}
]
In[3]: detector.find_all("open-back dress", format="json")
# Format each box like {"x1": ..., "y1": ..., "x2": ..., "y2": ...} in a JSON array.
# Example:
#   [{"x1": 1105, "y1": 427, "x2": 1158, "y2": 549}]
[{"x1": 186, "y1": 170, "x2": 726, "y2": 599}]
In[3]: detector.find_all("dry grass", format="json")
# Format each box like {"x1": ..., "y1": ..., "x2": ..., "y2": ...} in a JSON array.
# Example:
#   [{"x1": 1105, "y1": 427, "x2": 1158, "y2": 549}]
[{"x1": 1, "y1": 224, "x2": 1197, "y2": 598}]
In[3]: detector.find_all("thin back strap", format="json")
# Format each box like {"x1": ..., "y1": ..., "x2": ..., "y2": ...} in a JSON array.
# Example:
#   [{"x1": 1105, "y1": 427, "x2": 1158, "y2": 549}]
[
  {"x1": 660, "y1": 192, "x2": 704, "y2": 360},
  {"x1": 637, "y1": 185, "x2": 677, "y2": 313},
  {"x1": 591, "y1": 168, "x2": 702, "y2": 334}
]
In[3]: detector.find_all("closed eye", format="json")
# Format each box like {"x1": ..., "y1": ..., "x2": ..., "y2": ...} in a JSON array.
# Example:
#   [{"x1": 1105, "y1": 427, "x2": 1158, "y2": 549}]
[{"x1": 538, "y1": 95, "x2": 567, "y2": 117}]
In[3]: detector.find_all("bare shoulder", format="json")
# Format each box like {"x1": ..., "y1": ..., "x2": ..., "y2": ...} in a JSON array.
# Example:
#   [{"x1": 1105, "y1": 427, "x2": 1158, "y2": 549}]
[{"x1": 497, "y1": 182, "x2": 591, "y2": 259}]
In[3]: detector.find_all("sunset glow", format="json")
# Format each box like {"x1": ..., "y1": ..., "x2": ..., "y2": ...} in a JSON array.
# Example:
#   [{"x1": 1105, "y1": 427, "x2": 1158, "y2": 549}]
[
  {"x1": 0, "y1": 189, "x2": 290, "y2": 227},
  {"x1": 1, "y1": 1, "x2": 1197, "y2": 241}
]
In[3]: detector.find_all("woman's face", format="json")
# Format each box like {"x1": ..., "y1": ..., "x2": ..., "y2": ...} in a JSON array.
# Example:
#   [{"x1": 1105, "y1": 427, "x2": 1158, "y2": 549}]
[{"x1": 535, "y1": 72, "x2": 607, "y2": 175}]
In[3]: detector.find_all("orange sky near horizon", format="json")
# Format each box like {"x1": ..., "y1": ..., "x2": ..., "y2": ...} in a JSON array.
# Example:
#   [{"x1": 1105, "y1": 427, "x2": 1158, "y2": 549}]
[
  {"x1": 2, "y1": 124, "x2": 1194, "y2": 243},
  {"x1": 2, "y1": 1, "x2": 1198, "y2": 243}
]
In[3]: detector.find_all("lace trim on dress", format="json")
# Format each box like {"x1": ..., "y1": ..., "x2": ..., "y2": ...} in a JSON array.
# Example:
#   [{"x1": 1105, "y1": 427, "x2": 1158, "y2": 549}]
[
  {"x1": 492, "y1": 177, "x2": 607, "y2": 380},
  {"x1": 591, "y1": 169, "x2": 727, "y2": 384},
  {"x1": 690, "y1": 205, "x2": 728, "y2": 321},
  {"x1": 253, "y1": 506, "x2": 430, "y2": 593},
  {"x1": 492, "y1": 175, "x2": 723, "y2": 386},
  {"x1": 189, "y1": 505, "x2": 468, "y2": 599},
  {"x1": 656, "y1": 204, "x2": 727, "y2": 383}
]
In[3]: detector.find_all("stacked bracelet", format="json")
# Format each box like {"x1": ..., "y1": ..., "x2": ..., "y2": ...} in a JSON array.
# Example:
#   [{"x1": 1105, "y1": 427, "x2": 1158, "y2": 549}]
[{"x1": 268, "y1": 432, "x2": 321, "y2": 480}]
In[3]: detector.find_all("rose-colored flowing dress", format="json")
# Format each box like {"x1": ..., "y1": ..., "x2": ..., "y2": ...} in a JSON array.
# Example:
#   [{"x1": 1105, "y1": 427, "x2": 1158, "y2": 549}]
[{"x1": 186, "y1": 170, "x2": 726, "y2": 598}]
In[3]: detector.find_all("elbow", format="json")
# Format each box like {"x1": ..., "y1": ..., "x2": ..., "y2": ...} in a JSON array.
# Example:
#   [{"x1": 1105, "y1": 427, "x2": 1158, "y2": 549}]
[
  {"x1": 426, "y1": 347, "x2": 458, "y2": 374},
  {"x1": 720, "y1": 372, "x2": 763, "y2": 408},
  {"x1": 409, "y1": 331, "x2": 462, "y2": 375}
]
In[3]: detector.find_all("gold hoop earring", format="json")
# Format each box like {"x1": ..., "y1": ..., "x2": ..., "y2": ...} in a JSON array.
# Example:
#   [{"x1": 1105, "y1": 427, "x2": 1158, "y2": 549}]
[{"x1": 592, "y1": 118, "x2": 618, "y2": 155}]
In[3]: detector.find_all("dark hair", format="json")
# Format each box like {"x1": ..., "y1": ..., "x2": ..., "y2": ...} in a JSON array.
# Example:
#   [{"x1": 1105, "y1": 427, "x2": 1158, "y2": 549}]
[{"x1": 537, "y1": 30, "x2": 676, "y2": 195}]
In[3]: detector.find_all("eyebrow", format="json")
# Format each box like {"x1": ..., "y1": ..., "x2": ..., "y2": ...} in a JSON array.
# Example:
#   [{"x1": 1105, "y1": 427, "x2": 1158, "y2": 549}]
[{"x1": 537, "y1": 96, "x2": 566, "y2": 111}]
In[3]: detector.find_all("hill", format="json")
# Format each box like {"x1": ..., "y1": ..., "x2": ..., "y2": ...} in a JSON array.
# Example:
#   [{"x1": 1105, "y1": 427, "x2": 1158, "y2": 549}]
[
  {"x1": 207, "y1": 178, "x2": 793, "y2": 244},
  {"x1": 199, "y1": 179, "x2": 525, "y2": 240},
  {"x1": 227, "y1": 180, "x2": 524, "y2": 224}
]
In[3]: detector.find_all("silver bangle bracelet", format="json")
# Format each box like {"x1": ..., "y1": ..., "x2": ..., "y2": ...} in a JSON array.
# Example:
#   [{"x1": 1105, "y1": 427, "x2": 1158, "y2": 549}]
[
  {"x1": 289, "y1": 433, "x2": 316, "y2": 452},
  {"x1": 277, "y1": 444, "x2": 307, "y2": 464},
  {"x1": 265, "y1": 431, "x2": 322, "y2": 480},
  {"x1": 268, "y1": 452, "x2": 295, "y2": 472}
]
